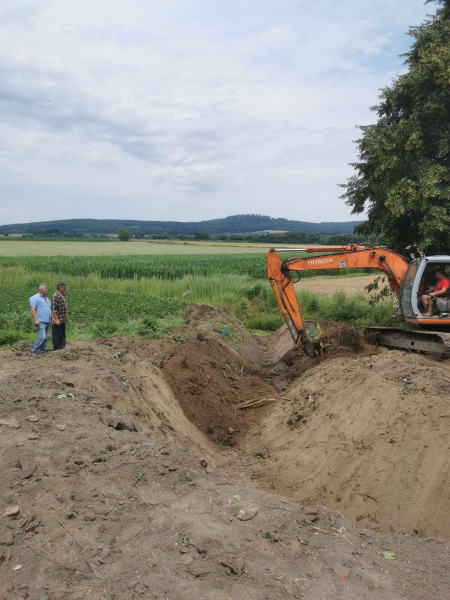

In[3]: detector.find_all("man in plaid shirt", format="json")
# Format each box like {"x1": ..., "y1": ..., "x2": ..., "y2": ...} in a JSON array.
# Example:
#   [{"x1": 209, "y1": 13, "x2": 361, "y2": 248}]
[{"x1": 51, "y1": 281, "x2": 68, "y2": 350}]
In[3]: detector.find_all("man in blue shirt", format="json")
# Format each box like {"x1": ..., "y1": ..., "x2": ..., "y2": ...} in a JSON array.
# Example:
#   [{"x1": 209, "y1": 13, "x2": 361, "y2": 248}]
[{"x1": 29, "y1": 283, "x2": 52, "y2": 356}]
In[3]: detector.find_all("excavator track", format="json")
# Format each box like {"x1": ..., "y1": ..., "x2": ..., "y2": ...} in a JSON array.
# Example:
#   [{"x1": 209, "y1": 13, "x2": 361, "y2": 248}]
[{"x1": 365, "y1": 327, "x2": 450, "y2": 359}]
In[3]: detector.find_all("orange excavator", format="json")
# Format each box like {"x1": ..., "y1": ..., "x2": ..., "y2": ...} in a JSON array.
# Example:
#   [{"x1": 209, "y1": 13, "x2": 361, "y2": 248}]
[{"x1": 266, "y1": 244, "x2": 450, "y2": 358}]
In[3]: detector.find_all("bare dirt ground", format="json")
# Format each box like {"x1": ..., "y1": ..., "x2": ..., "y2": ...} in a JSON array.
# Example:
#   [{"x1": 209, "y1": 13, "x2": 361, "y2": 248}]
[
  {"x1": 295, "y1": 275, "x2": 379, "y2": 297},
  {"x1": 1, "y1": 307, "x2": 450, "y2": 599}
]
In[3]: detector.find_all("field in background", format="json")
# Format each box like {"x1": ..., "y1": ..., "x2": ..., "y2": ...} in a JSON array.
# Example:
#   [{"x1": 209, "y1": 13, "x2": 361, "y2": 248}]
[
  {"x1": 295, "y1": 274, "x2": 384, "y2": 297},
  {"x1": 0, "y1": 240, "x2": 267, "y2": 256},
  {"x1": 0, "y1": 254, "x2": 379, "y2": 280},
  {"x1": 0, "y1": 239, "x2": 337, "y2": 257},
  {"x1": 0, "y1": 252, "x2": 396, "y2": 347}
]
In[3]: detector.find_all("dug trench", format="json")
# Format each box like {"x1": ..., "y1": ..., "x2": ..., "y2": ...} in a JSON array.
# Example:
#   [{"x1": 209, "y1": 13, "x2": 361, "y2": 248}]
[{"x1": 1, "y1": 305, "x2": 450, "y2": 599}]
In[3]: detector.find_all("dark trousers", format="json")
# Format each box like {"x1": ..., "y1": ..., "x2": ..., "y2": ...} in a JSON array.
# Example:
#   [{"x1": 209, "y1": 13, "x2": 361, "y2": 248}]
[{"x1": 52, "y1": 322, "x2": 66, "y2": 350}]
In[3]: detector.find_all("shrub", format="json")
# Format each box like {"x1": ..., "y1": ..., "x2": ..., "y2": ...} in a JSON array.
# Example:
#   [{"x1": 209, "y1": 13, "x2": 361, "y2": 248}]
[
  {"x1": 0, "y1": 330, "x2": 22, "y2": 346},
  {"x1": 137, "y1": 316, "x2": 159, "y2": 335},
  {"x1": 91, "y1": 322, "x2": 118, "y2": 338},
  {"x1": 306, "y1": 295, "x2": 319, "y2": 313}
]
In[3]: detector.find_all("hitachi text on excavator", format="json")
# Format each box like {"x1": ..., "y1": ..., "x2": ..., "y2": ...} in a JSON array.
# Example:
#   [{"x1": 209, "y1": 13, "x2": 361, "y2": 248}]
[{"x1": 266, "y1": 244, "x2": 450, "y2": 359}]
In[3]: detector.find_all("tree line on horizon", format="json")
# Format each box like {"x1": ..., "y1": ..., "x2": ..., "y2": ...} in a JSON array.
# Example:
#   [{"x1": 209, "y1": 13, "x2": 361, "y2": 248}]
[{"x1": 0, "y1": 214, "x2": 363, "y2": 237}]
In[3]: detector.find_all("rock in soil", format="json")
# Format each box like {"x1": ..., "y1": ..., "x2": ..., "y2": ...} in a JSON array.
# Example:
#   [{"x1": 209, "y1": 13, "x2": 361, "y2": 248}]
[
  {"x1": 18, "y1": 455, "x2": 37, "y2": 479},
  {"x1": 237, "y1": 505, "x2": 259, "y2": 521},
  {"x1": 2, "y1": 506, "x2": 20, "y2": 518}
]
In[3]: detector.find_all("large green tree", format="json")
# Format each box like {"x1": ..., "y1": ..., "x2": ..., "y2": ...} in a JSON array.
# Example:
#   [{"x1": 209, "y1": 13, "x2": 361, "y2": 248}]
[
  {"x1": 117, "y1": 228, "x2": 132, "y2": 241},
  {"x1": 341, "y1": 0, "x2": 450, "y2": 255}
]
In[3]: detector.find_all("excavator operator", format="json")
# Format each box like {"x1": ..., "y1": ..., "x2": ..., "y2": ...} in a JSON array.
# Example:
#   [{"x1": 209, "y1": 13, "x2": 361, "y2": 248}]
[{"x1": 421, "y1": 270, "x2": 450, "y2": 316}]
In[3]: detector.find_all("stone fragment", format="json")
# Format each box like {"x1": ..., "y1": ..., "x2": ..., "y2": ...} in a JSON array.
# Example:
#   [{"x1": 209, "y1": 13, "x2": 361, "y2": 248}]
[
  {"x1": 189, "y1": 565, "x2": 214, "y2": 577},
  {"x1": 333, "y1": 566, "x2": 350, "y2": 579},
  {"x1": 219, "y1": 557, "x2": 245, "y2": 576},
  {"x1": 18, "y1": 455, "x2": 37, "y2": 479},
  {"x1": 305, "y1": 507, "x2": 318, "y2": 516},
  {"x1": 234, "y1": 557, "x2": 245, "y2": 576},
  {"x1": 84, "y1": 513, "x2": 97, "y2": 522},
  {"x1": 0, "y1": 531, "x2": 14, "y2": 546},
  {"x1": 2, "y1": 506, "x2": 20, "y2": 518},
  {"x1": 237, "y1": 506, "x2": 259, "y2": 521}
]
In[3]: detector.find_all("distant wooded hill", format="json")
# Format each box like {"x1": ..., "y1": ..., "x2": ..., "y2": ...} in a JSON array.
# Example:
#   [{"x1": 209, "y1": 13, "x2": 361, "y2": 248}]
[{"x1": 0, "y1": 214, "x2": 363, "y2": 236}]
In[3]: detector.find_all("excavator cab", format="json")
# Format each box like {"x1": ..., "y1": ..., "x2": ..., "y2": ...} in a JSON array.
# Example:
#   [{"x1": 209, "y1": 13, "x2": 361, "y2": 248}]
[{"x1": 400, "y1": 256, "x2": 450, "y2": 321}]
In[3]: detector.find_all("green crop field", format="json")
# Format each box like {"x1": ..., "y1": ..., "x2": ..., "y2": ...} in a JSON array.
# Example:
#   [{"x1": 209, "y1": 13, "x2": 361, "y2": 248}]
[{"x1": 0, "y1": 253, "x2": 396, "y2": 347}]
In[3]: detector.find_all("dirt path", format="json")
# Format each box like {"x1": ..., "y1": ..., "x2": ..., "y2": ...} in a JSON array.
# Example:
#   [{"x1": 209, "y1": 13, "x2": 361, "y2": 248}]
[
  {"x1": 295, "y1": 274, "x2": 379, "y2": 297},
  {"x1": 1, "y1": 309, "x2": 450, "y2": 598}
]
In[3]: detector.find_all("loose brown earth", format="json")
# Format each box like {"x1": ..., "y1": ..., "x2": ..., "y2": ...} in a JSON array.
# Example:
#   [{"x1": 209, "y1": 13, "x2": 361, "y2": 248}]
[{"x1": 0, "y1": 306, "x2": 450, "y2": 599}]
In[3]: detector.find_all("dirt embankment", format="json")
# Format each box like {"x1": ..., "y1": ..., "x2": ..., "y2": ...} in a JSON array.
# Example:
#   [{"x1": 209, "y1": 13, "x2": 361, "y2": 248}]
[
  {"x1": 243, "y1": 350, "x2": 450, "y2": 539},
  {"x1": 1, "y1": 307, "x2": 450, "y2": 598}
]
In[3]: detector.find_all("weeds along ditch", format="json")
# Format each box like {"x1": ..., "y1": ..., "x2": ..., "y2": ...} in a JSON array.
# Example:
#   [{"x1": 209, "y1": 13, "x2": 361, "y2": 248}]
[{"x1": 0, "y1": 255, "x2": 396, "y2": 345}]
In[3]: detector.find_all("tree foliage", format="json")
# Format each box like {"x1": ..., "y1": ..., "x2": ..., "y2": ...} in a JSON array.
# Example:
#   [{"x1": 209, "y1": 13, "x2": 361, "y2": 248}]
[
  {"x1": 341, "y1": 0, "x2": 450, "y2": 255},
  {"x1": 117, "y1": 228, "x2": 132, "y2": 241},
  {"x1": 194, "y1": 231, "x2": 210, "y2": 241}
]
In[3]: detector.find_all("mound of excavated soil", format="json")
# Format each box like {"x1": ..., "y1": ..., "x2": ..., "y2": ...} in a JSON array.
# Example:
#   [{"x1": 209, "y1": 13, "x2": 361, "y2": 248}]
[
  {"x1": 243, "y1": 349, "x2": 450, "y2": 539},
  {"x1": 1, "y1": 340, "x2": 450, "y2": 599},
  {"x1": 319, "y1": 322, "x2": 366, "y2": 354},
  {"x1": 183, "y1": 304, "x2": 264, "y2": 365}
]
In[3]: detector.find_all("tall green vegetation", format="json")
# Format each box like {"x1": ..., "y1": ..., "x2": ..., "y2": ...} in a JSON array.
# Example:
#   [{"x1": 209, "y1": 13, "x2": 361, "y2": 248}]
[
  {"x1": 0, "y1": 260, "x2": 396, "y2": 346},
  {"x1": 341, "y1": 0, "x2": 450, "y2": 255},
  {"x1": 0, "y1": 254, "x2": 375, "y2": 281}
]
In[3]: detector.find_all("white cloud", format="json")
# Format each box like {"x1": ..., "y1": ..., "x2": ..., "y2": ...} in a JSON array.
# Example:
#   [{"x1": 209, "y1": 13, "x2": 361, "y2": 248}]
[{"x1": 0, "y1": 0, "x2": 430, "y2": 225}]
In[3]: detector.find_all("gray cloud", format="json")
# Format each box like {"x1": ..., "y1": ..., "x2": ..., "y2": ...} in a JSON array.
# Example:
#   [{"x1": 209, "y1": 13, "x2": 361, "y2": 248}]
[{"x1": 0, "y1": 0, "x2": 430, "y2": 224}]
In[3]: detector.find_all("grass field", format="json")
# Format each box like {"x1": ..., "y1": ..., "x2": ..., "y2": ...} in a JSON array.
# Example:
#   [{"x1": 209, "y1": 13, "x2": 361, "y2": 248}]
[
  {"x1": 0, "y1": 240, "x2": 271, "y2": 256},
  {"x1": 0, "y1": 239, "x2": 338, "y2": 257},
  {"x1": 0, "y1": 252, "x2": 396, "y2": 347}
]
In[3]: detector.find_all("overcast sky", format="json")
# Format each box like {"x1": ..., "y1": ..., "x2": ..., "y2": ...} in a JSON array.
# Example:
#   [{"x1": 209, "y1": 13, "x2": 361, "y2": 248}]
[{"x1": 0, "y1": 0, "x2": 431, "y2": 225}]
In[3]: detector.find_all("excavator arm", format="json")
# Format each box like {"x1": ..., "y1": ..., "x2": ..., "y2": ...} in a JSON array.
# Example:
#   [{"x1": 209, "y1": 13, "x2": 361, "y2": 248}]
[{"x1": 266, "y1": 245, "x2": 409, "y2": 348}]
